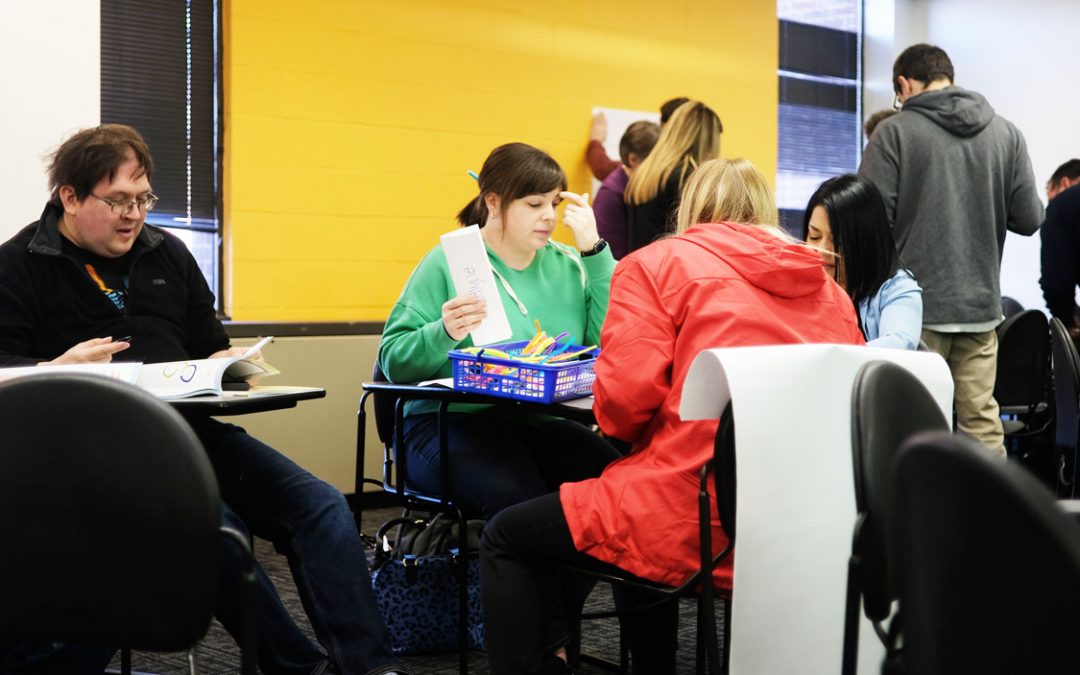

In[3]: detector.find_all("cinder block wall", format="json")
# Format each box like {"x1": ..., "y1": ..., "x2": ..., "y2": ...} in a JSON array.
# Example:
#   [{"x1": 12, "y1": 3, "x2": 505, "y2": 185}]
[{"x1": 223, "y1": 0, "x2": 779, "y2": 321}]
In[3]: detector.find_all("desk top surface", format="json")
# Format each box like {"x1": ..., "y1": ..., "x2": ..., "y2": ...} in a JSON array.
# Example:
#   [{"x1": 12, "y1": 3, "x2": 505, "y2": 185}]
[
  {"x1": 169, "y1": 385, "x2": 326, "y2": 416},
  {"x1": 361, "y1": 381, "x2": 595, "y2": 422}
]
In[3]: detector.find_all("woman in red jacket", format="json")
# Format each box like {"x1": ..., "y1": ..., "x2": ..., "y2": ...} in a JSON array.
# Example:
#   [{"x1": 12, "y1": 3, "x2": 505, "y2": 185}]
[{"x1": 480, "y1": 159, "x2": 865, "y2": 675}]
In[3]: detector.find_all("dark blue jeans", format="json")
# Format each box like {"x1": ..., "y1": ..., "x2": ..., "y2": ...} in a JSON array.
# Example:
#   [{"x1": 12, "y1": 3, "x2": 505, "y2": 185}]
[
  {"x1": 195, "y1": 419, "x2": 405, "y2": 675},
  {"x1": 400, "y1": 411, "x2": 619, "y2": 519},
  {"x1": 482, "y1": 493, "x2": 679, "y2": 675}
]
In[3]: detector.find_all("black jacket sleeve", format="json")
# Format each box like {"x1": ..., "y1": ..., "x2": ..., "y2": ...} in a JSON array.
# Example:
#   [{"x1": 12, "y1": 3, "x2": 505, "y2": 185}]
[{"x1": 1040, "y1": 190, "x2": 1080, "y2": 323}]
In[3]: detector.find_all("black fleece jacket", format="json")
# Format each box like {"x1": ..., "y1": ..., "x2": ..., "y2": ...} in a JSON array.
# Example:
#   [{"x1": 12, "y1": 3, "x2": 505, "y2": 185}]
[
  {"x1": 1040, "y1": 184, "x2": 1080, "y2": 324},
  {"x1": 0, "y1": 200, "x2": 229, "y2": 366}
]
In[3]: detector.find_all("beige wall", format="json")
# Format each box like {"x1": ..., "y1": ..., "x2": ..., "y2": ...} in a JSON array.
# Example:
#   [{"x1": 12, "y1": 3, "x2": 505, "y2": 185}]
[{"x1": 232, "y1": 334, "x2": 383, "y2": 493}]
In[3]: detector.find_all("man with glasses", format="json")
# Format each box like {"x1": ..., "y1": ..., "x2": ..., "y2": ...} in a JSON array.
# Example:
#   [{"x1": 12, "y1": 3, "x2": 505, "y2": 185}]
[
  {"x1": 0, "y1": 125, "x2": 407, "y2": 675},
  {"x1": 859, "y1": 43, "x2": 1043, "y2": 460}
]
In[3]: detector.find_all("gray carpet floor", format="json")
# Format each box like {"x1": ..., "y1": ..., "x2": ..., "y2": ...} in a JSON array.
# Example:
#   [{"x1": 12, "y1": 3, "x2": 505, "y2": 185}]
[{"x1": 111, "y1": 506, "x2": 720, "y2": 674}]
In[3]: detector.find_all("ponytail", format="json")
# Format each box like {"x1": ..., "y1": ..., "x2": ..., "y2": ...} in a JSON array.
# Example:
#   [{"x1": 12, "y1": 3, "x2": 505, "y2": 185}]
[{"x1": 457, "y1": 195, "x2": 487, "y2": 227}]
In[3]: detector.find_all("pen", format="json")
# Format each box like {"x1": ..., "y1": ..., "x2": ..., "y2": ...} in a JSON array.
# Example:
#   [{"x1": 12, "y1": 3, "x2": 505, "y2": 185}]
[{"x1": 115, "y1": 335, "x2": 133, "y2": 343}]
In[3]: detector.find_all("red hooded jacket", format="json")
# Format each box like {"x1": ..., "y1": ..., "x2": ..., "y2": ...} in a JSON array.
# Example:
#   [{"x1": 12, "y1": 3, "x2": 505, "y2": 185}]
[{"x1": 560, "y1": 221, "x2": 865, "y2": 588}]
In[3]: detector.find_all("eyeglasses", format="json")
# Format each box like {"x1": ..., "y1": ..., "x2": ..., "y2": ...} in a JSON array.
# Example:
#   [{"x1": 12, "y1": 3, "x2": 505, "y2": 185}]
[{"x1": 91, "y1": 193, "x2": 159, "y2": 215}]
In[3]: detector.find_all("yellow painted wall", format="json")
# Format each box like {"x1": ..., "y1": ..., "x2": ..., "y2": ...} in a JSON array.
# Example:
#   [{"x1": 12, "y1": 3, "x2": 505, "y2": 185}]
[{"x1": 224, "y1": 0, "x2": 778, "y2": 321}]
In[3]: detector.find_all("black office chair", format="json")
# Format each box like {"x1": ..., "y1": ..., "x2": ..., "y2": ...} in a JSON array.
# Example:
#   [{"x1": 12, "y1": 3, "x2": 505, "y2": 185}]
[
  {"x1": 842, "y1": 361, "x2": 950, "y2": 675},
  {"x1": 994, "y1": 309, "x2": 1050, "y2": 423},
  {"x1": 0, "y1": 373, "x2": 256, "y2": 675},
  {"x1": 554, "y1": 404, "x2": 735, "y2": 675},
  {"x1": 891, "y1": 431, "x2": 1080, "y2": 675},
  {"x1": 357, "y1": 362, "x2": 473, "y2": 672},
  {"x1": 1001, "y1": 295, "x2": 1025, "y2": 319},
  {"x1": 1050, "y1": 317, "x2": 1080, "y2": 497}
]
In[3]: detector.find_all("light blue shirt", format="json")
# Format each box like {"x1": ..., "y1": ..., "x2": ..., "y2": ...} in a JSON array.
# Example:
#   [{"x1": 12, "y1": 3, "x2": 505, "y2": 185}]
[{"x1": 859, "y1": 269, "x2": 923, "y2": 349}]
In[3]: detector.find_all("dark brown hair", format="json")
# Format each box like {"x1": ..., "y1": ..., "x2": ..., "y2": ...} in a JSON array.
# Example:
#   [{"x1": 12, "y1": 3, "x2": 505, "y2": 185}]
[
  {"x1": 893, "y1": 44, "x2": 954, "y2": 94},
  {"x1": 618, "y1": 121, "x2": 661, "y2": 167},
  {"x1": 48, "y1": 124, "x2": 154, "y2": 200},
  {"x1": 1049, "y1": 159, "x2": 1080, "y2": 189},
  {"x1": 659, "y1": 97, "x2": 690, "y2": 124},
  {"x1": 864, "y1": 109, "x2": 898, "y2": 139},
  {"x1": 457, "y1": 143, "x2": 567, "y2": 228}
]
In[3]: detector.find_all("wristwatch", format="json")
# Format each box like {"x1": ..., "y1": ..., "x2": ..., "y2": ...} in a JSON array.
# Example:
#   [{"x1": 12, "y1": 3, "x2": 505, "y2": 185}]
[{"x1": 581, "y1": 238, "x2": 608, "y2": 257}]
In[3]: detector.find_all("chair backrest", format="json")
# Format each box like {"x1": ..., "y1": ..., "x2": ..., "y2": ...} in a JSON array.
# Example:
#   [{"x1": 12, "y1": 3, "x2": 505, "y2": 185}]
[
  {"x1": 1001, "y1": 295, "x2": 1025, "y2": 319},
  {"x1": 993, "y1": 309, "x2": 1050, "y2": 408},
  {"x1": 1049, "y1": 317, "x2": 1080, "y2": 498},
  {"x1": 891, "y1": 432, "x2": 1080, "y2": 675},
  {"x1": 370, "y1": 361, "x2": 396, "y2": 448},
  {"x1": 850, "y1": 360, "x2": 950, "y2": 621},
  {"x1": 1050, "y1": 317, "x2": 1080, "y2": 453},
  {"x1": 714, "y1": 403, "x2": 736, "y2": 541},
  {"x1": 0, "y1": 373, "x2": 221, "y2": 651}
]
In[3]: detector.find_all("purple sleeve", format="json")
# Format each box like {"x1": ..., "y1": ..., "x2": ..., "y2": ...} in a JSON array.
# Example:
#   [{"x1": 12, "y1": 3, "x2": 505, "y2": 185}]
[{"x1": 593, "y1": 183, "x2": 629, "y2": 260}]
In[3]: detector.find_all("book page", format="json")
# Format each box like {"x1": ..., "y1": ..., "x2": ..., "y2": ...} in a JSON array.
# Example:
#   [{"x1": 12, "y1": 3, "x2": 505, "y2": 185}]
[
  {"x1": 137, "y1": 357, "x2": 233, "y2": 399},
  {"x1": 225, "y1": 358, "x2": 280, "y2": 381},
  {"x1": 440, "y1": 225, "x2": 513, "y2": 346}
]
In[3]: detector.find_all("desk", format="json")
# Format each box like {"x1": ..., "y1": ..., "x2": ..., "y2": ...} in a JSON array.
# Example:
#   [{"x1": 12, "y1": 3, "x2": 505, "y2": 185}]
[
  {"x1": 169, "y1": 385, "x2": 326, "y2": 416},
  {"x1": 360, "y1": 381, "x2": 595, "y2": 425},
  {"x1": 357, "y1": 381, "x2": 596, "y2": 515}
]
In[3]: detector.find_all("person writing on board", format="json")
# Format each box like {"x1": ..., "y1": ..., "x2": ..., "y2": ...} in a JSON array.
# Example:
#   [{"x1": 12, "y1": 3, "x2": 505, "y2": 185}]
[
  {"x1": 379, "y1": 142, "x2": 619, "y2": 520},
  {"x1": 0, "y1": 124, "x2": 406, "y2": 675}
]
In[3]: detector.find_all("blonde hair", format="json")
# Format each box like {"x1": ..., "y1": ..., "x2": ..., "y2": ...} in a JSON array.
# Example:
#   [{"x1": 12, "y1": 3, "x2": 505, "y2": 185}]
[
  {"x1": 675, "y1": 158, "x2": 779, "y2": 234},
  {"x1": 625, "y1": 101, "x2": 722, "y2": 205}
]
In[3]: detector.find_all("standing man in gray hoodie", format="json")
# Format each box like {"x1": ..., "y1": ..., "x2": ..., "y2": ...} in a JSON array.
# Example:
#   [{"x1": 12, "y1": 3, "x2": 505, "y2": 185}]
[{"x1": 859, "y1": 44, "x2": 1044, "y2": 458}]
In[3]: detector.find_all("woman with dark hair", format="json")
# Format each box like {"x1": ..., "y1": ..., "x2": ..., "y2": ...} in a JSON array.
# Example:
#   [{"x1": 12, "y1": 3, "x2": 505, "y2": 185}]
[
  {"x1": 379, "y1": 142, "x2": 619, "y2": 519},
  {"x1": 803, "y1": 173, "x2": 923, "y2": 349}
]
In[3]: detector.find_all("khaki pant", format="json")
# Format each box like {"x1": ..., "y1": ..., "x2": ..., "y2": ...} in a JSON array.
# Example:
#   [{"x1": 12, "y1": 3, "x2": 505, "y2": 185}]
[{"x1": 921, "y1": 328, "x2": 1006, "y2": 459}]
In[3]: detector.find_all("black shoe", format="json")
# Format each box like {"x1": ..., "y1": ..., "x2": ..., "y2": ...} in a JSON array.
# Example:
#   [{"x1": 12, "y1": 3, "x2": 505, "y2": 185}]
[{"x1": 540, "y1": 653, "x2": 573, "y2": 674}]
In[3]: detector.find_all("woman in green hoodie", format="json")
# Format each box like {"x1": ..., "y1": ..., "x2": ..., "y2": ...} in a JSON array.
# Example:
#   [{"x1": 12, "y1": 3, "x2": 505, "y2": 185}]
[{"x1": 378, "y1": 142, "x2": 619, "y2": 518}]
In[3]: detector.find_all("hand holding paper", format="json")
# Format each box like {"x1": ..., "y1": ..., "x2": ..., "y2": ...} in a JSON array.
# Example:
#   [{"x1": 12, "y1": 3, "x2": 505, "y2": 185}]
[
  {"x1": 442, "y1": 296, "x2": 487, "y2": 341},
  {"x1": 440, "y1": 225, "x2": 513, "y2": 345}
]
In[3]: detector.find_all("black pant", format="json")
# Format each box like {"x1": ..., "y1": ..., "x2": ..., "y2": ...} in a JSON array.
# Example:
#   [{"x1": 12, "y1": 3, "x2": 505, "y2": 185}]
[{"x1": 481, "y1": 493, "x2": 679, "y2": 675}]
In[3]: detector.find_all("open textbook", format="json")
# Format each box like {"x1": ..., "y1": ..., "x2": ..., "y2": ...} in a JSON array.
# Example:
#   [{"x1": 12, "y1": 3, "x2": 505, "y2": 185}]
[
  {"x1": 135, "y1": 336, "x2": 279, "y2": 399},
  {"x1": 0, "y1": 336, "x2": 279, "y2": 400}
]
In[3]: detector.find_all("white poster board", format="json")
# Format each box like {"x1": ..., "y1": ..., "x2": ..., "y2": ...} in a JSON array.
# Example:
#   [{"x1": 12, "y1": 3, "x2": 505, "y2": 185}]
[
  {"x1": 680, "y1": 344, "x2": 953, "y2": 675},
  {"x1": 590, "y1": 107, "x2": 660, "y2": 195}
]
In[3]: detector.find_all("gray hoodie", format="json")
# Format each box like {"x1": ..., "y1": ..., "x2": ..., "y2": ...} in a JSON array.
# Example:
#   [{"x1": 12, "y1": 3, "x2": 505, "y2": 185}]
[{"x1": 859, "y1": 86, "x2": 1043, "y2": 325}]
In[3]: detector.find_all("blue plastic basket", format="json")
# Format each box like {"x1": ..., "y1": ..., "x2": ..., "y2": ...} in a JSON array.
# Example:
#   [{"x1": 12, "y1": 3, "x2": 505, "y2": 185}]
[{"x1": 448, "y1": 340, "x2": 599, "y2": 403}]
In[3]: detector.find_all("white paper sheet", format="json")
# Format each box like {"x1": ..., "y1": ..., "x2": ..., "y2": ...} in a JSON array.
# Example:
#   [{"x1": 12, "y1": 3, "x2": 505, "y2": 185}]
[
  {"x1": 590, "y1": 107, "x2": 660, "y2": 195},
  {"x1": 440, "y1": 225, "x2": 513, "y2": 346},
  {"x1": 679, "y1": 344, "x2": 953, "y2": 675}
]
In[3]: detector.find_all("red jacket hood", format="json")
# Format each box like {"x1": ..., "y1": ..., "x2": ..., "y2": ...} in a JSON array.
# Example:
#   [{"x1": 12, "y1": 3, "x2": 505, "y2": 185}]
[{"x1": 679, "y1": 221, "x2": 828, "y2": 299}]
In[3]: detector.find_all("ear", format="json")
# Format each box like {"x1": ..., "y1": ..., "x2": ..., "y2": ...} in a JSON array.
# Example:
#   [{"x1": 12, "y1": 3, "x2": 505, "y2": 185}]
[
  {"x1": 58, "y1": 185, "x2": 81, "y2": 215},
  {"x1": 896, "y1": 76, "x2": 910, "y2": 99},
  {"x1": 627, "y1": 153, "x2": 641, "y2": 170},
  {"x1": 484, "y1": 193, "x2": 500, "y2": 219}
]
